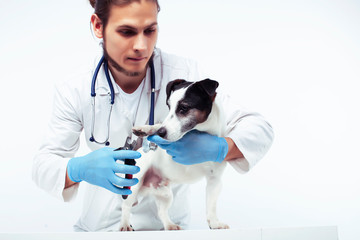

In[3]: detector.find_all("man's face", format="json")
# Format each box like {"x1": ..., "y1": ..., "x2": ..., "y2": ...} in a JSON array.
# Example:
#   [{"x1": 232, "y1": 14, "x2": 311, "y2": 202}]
[{"x1": 97, "y1": 1, "x2": 158, "y2": 76}]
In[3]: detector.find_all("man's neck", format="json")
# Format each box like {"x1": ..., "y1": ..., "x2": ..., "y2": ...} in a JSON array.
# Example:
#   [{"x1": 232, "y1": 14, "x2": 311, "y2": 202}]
[{"x1": 109, "y1": 66, "x2": 146, "y2": 94}]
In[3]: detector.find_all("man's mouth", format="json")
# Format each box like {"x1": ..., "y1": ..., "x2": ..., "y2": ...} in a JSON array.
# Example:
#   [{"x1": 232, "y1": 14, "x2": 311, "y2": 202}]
[{"x1": 128, "y1": 57, "x2": 146, "y2": 62}]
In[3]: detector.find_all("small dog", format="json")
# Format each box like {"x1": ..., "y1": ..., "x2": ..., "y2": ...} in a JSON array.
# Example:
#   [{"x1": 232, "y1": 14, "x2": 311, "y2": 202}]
[{"x1": 119, "y1": 79, "x2": 229, "y2": 231}]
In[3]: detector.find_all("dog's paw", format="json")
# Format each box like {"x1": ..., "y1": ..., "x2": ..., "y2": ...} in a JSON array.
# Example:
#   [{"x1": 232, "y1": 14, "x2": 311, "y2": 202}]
[
  {"x1": 208, "y1": 220, "x2": 230, "y2": 230},
  {"x1": 165, "y1": 224, "x2": 182, "y2": 231},
  {"x1": 132, "y1": 125, "x2": 155, "y2": 137},
  {"x1": 132, "y1": 127, "x2": 148, "y2": 137},
  {"x1": 119, "y1": 223, "x2": 134, "y2": 231}
]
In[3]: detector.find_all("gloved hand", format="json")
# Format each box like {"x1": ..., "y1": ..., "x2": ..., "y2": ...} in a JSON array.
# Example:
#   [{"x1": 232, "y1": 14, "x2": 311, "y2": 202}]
[
  {"x1": 148, "y1": 130, "x2": 228, "y2": 165},
  {"x1": 67, "y1": 147, "x2": 141, "y2": 195}
]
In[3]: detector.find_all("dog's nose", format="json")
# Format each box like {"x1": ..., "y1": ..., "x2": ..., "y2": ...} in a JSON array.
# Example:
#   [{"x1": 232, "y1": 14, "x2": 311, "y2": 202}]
[{"x1": 157, "y1": 127, "x2": 167, "y2": 138}]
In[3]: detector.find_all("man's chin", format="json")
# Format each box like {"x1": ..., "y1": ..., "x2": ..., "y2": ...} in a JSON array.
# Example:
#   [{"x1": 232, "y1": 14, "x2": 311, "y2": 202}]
[
  {"x1": 109, "y1": 59, "x2": 145, "y2": 77},
  {"x1": 123, "y1": 70, "x2": 143, "y2": 77}
]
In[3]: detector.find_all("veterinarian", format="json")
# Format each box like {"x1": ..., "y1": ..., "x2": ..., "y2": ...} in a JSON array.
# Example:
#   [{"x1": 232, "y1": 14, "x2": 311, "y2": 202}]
[{"x1": 32, "y1": 0, "x2": 274, "y2": 231}]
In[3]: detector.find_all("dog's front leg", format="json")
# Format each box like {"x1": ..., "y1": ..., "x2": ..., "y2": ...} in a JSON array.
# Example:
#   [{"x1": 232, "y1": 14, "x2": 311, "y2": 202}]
[
  {"x1": 119, "y1": 185, "x2": 141, "y2": 231},
  {"x1": 132, "y1": 123, "x2": 162, "y2": 137},
  {"x1": 205, "y1": 175, "x2": 230, "y2": 229},
  {"x1": 119, "y1": 161, "x2": 150, "y2": 231}
]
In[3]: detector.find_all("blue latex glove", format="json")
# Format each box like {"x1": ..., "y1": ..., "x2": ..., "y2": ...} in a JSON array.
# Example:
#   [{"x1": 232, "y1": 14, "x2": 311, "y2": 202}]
[
  {"x1": 67, "y1": 147, "x2": 141, "y2": 195},
  {"x1": 147, "y1": 130, "x2": 228, "y2": 165}
]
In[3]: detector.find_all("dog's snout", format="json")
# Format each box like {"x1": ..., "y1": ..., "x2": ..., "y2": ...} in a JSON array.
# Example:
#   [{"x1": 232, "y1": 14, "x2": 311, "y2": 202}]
[{"x1": 157, "y1": 127, "x2": 167, "y2": 138}]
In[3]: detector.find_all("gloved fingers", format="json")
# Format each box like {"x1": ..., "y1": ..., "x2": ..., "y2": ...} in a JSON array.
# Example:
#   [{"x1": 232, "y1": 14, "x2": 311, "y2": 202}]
[
  {"x1": 168, "y1": 154, "x2": 191, "y2": 165},
  {"x1": 110, "y1": 174, "x2": 139, "y2": 188},
  {"x1": 112, "y1": 150, "x2": 141, "y2": 161},
  {"x1": 104, "y1": 181, "x2": 133, "y2": 195},
  {"x1": 112, "y1": 163, "x2": 140, "y2": 174},
  {"x1": 147, "y1": 135, "x2": 171, "y2": 145},
  {"x1": 147, "y1": 136, "x2": 174, "y2": 151},
  {"x1": 166, "y1": 149, "x2": 176, "y2": 158},
  {"x1": 165, "y1": 150, "x2": 184, "y2": 164}
]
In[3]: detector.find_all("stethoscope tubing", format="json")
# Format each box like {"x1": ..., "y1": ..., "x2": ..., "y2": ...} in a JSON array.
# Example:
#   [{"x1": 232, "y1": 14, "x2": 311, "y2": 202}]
[
  {"x1": 90, "y1": 56, "x2": 155, "y2": 146},
  {"x1": 149, "y1": 58, "x2": 155, "y2": 126}
]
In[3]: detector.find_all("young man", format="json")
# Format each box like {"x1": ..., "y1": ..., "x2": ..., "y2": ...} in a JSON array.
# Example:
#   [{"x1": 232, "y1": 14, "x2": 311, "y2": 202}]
[{"x1": 33, "y1": 0, "x2": 274, "y2": 231}]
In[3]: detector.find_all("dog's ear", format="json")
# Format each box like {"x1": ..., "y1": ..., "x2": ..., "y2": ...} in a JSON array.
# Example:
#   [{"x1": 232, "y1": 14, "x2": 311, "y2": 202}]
[
  {"x1": 166, "y1": 79, "x2": 187, "y2": 99},
  {"x1": 166, "y1": 79, "x2": 191, "y2": 106},
  {"x1": 195, "y1": 79, "x2": 219, "y2": 101}
]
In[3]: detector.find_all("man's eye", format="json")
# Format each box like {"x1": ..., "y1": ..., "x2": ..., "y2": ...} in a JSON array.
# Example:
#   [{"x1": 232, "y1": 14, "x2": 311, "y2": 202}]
[
  {"x1": 119, "y1": 30, "x2": 136, "y2": 36},
  {"x1": 144, "y1": 28, "x2": 156, "y2": 35}
]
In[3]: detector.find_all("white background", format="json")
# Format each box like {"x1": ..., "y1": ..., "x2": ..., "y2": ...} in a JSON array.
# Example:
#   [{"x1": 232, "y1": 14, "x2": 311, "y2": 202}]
[{"x1": 0, "y1": 0, "x2": 359, "y2": 239}]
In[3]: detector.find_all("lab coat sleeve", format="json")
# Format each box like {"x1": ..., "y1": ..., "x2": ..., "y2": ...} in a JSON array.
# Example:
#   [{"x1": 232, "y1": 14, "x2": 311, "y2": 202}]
[
  {"x1": 219, "y1": 92, "x2": 274, "y2": 173},
  {"x1": 182, "y1": 57, "x2": 274, "y2": 173},
  {"x1": 32, "y1": 81, "x2": 83, "y2": 202}
]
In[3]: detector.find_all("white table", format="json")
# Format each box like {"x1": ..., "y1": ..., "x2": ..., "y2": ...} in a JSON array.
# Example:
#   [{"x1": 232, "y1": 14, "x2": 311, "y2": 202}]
[{"x1": 1, "y1": 226, "x2": 338, "y2": 240}]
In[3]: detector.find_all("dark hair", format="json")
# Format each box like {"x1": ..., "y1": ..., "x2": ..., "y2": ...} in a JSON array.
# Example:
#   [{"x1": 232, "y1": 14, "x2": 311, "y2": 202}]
[{"x1": 89, "y1": 0, "x2": 160, "y2": 29}]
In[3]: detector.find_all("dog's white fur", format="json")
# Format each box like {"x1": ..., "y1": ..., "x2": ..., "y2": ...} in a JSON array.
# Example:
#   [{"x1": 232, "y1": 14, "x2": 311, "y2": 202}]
[{"x1": 119, "y1": 80, "x2": 229, "y2": 231}]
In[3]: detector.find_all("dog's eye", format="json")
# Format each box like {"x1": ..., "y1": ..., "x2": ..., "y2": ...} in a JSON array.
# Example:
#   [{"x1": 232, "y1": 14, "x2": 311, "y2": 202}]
[{"x1": 177, "y1": 104, "x2": 190, "y2": 114}]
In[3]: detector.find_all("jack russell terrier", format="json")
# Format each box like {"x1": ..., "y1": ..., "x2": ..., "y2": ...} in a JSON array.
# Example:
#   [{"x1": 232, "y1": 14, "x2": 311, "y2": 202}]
[{"x1": 119, "y1": 78, "x2": 229, "y2": 231}]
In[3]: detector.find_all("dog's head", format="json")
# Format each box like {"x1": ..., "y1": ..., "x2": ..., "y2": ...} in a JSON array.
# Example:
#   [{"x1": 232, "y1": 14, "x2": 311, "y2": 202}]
[{"x1": 156, "y1": 78, "x2": 219, "y2": 141}]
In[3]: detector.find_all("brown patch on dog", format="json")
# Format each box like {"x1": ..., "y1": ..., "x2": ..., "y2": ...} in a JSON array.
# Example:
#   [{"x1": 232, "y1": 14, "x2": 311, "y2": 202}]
[
  {"x1": 143, "y1": 167, "x2": 169, "y2": 189},
  {"x1": 192, "y1": 109, "x2": 208, "y2": 124}
]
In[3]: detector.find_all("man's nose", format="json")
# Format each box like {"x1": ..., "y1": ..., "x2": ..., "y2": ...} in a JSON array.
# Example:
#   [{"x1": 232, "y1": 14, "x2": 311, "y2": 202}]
[{"x1": 133, "y1": 34, "x2": 147, "y2": 52}]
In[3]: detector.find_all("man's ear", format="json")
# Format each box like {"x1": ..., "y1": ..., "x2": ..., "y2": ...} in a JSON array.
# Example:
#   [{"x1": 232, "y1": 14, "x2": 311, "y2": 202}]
[{"x1": 91, "y1": 14, "x2": 104, "y2": 39}]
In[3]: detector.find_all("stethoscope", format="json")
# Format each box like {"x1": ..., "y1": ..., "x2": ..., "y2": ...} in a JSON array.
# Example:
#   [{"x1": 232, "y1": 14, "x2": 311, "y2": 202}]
[{"x1": 89, "y1": 55, "x2": 156, "y2": 146}]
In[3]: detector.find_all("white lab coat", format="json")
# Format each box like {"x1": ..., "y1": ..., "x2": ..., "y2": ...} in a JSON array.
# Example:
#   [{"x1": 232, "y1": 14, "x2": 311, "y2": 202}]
[{"x1": 32, "y1": 48, "x2": 274, "y2": 231}]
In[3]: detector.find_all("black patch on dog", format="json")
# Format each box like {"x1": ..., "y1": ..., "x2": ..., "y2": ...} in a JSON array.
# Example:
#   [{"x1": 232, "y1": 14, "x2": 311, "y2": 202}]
[
  {"x1": 176, "y1": 79, "x2": 219, "y2": 131},
  {"x1": 166, "y1": 79, "x2": 192, "y2": 107},
  {"x1": 179, "y1": 79, "x2": 218, "y2": 115},
  {"x1": 165, "y1": 79, "x2": 219, "y2": 133}
]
